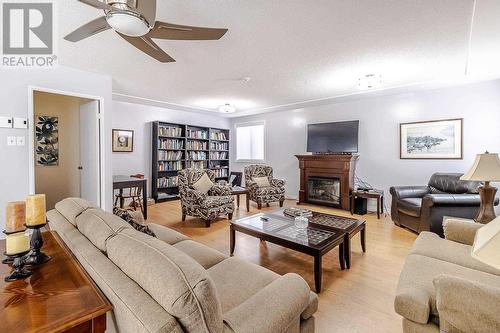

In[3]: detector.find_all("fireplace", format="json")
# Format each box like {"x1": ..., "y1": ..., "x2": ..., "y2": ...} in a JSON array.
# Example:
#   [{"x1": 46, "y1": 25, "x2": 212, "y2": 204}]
[
  {"x1": 296, "y1": 154, "x2": 358, "y2": 210},
  {"x1": 307, "y1": 177, "x2": 341, "y2": 206}
]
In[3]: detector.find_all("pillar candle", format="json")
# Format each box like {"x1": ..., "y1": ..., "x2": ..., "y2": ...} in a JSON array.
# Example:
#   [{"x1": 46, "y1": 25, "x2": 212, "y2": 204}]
[
  {"x1": 25, "y1": 194, "x2": 46, "y2": 227},
  {"x1": 5, "y1": 232, "x2": 30, "y2": 255},
  {"x1": 5, "y1": 201, "x2": 26, "y2": 233}
]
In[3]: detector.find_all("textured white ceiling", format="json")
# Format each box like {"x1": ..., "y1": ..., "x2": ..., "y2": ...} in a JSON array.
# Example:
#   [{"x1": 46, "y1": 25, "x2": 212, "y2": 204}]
[{"x1": 57, "y1": 0, "x2": 500, "y2": 116}]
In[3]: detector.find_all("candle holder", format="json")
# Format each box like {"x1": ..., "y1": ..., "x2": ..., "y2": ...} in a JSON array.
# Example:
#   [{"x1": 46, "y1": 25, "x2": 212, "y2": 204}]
[
  {"x1": 4, "y1": 250, "x2": 31, "y2": 282},
  {"x1": 2, "y1": 230, "x2": 26, "y2": 264},
  {"x1": 23, "y1": 223, "x2": 51, "y2": 266}
]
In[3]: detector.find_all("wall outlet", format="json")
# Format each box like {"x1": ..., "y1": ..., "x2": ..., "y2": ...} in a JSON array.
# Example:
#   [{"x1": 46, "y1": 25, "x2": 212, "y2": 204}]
[
  {"x1": 7, "y1": 136, "x2": 16, "y2": 146},
  {"x1": 16, "y1": 136, "x2": 25, "y2": 146},
  {"x1": 13, "y1": 117, "x2": 28, "y2": 129},
  {"x1": 0, "y1": 116, "x2": 13, "y2": 128}
]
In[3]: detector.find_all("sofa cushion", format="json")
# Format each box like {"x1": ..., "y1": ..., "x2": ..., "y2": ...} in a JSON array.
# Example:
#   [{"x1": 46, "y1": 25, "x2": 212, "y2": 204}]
[
  {"x1": 253, "y1": 176, "x2": 270, "y2": 187},
  {"x1": 75, "y1": 208, "x2": 132, "y2": 252},
  {"x1": 411, "y1": 232, "x2": 500, "y2": 276},
  {"x1": 106, "y1": 229, "x2": 223, "y2": 333},
  {"x1": 395, "y1": 254, "x2": 500, "y2": 324},
  {"x1": 396, "y1": 198, "x2": 422, "y2": 217},
  {"x1": 428, "y1": 173, "x2": 480, "y2": 194},
  {"x1": 148, "y1": 224, "x2": 189, "y2": 245},
  {"x1": 201, "y1": 196, "x2": 234, "y2": 209},
  {"x1": 207, "y1": 257, "x2": 279, "y2": 313},
  {"x1": 255, "y1": 186, "x2": 285, "y2": 196},
  {"x1": 54, "y1": 198, "x2": 95, "y2": 226},
  {"x1": 174, "y1": 240, "x2": 227, "y2": 269},
  {"x1": 192, "y1": 173, "x2": 215, "y2": 194}
]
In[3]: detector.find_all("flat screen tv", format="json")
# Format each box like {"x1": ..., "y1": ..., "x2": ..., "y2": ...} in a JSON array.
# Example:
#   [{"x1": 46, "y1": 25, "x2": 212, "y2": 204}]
[{"x1": 307, "y1": 120, "x2": 359, "y2": 154}]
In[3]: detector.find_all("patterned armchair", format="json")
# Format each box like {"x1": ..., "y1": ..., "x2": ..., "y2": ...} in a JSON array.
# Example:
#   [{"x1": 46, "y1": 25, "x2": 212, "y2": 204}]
[
  {"x1": 244, "y1": 165, "x2": 285, "y2": 209},
  {"x1": 178, "y1": 169, "x2": 234, "y2": 227}
]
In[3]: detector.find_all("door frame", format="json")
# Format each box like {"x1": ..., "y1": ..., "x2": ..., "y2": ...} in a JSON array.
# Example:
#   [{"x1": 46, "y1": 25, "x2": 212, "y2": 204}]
[{"x1": 28, "y1": 86, "x2": 104, "y2": 208}]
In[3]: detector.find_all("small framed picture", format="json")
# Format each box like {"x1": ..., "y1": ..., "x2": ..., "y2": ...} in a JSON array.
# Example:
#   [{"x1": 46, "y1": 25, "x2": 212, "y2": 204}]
[
  {"x1": 400, "y1": 118, "x2": 463, "y2": 159},
  {"x1": 112, "y1": 129, "x2": 134, "y2": 152}
]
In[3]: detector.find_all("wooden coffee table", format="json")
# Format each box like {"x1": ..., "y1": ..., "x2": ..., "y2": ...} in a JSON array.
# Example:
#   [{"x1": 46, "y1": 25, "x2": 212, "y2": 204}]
[
  {"x1": 231, "y1": 186, "x2": 249, "y2": 212},
  {"x1": 271, "y1": 208, "x2": 366, "y2": 269},
  {"x1": 230, "y1": 213, "x2": 345, "y2": 293}
]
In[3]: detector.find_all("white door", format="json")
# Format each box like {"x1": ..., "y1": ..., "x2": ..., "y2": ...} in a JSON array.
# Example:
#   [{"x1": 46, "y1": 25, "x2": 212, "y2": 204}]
[{"x1": 79, "y1": 101, "x2": 100, "y2": 206}]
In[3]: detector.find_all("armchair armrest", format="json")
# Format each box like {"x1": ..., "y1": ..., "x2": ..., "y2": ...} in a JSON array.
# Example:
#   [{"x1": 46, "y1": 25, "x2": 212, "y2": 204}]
[
  {"x1": 422, "y1": 194, "x2": 481, "y2": 208},
  {"x1": 434, "y1": 275, "x2": 500, "y2": 333},
  {"x1": 184, "y1": 188, "x2": 207, "y2": 204},
  {"x1": 209, "y1": 184, "x2": 232, "y2": 196},
  {"x1": 245, "y1": 180, "x2": 258, "y2": 191},
  {"x1": 223, "y1": 273, "x2": 310, "y2": 333},
  {"x1": 270, "y1": 178, "x2": 285, "y2": 188},
  {"x1": 390, "y1": 186, "x2": 430, "y2": 199},
  {"x1": 442, "y1": 218, "x2": 483, "y2": 245}
]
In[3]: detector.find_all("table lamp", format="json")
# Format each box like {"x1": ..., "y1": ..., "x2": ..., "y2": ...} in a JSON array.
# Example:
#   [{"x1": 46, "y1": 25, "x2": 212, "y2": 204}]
[
  {"x1": 460, "y1": 152, "x2": 500, "y2": 224},
  {"x1": 472, "y1": 216, "x2": 500, "y2": 269}
]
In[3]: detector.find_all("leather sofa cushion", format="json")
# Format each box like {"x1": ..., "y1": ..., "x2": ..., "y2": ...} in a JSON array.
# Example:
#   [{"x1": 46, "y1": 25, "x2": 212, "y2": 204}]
[
  {"x1": 397, "y1": 198, "x2": 422, "y2": 217},
  {"x1": 55, "y1": 198, "x2": 95, "y2": 226},
  {"x1": 428, "y1": 173, "x2": 480, "y2": 194},
  {"x1": 106, "y1": 229, "x2": 223, "y2": 333},
  {"x1": 75, "y1": 208, "x2": 132, "y2": 252}
]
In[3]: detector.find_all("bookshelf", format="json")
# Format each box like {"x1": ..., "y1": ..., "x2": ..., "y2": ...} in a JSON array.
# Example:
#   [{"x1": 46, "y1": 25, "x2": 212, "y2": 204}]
[{"x1": 152, "y1": 121, "x2": 230, "y2": 203}]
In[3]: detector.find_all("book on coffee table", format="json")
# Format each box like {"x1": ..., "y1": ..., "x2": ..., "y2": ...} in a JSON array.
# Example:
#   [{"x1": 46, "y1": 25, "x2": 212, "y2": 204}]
[{"x1": 283, "y1": 207, "x2": 313, "y2": 218}]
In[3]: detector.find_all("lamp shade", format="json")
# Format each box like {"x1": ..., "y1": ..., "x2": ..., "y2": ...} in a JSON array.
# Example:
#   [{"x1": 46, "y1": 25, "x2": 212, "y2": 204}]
[
  {"x1": 460, "y1": 152, "x2": 500, "y2": 182},
  {"x1": 472, "y1": 216, "x2": 500, "y2": 269}
]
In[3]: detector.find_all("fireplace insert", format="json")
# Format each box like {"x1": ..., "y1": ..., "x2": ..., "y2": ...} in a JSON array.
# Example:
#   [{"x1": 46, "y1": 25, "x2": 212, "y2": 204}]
[{"x1": 307, "y1": 176, "x2": 341, "y2": 207}]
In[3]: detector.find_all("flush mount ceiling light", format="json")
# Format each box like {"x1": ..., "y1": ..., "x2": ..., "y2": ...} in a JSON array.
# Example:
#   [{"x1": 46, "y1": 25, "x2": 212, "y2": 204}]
[
  {"x1": 106, "y1": 11, "x2": 150, "y2": 37},
  {"x1": 358, "y1": 74, "x2": 382, "y2": 89},
  {"x1": 219, "y1": 104, "x2": 236, "y2": 113}
]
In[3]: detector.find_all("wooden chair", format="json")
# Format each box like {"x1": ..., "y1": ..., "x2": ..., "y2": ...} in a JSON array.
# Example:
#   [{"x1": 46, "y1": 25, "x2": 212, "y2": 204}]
[{"x1": 114, "y1": 174, "x2": 144, "y2": 213}]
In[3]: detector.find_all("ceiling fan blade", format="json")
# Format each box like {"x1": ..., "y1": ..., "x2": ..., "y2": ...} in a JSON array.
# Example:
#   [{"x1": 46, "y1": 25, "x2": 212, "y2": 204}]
[
  {"x1": 136, "y1": 0, "x2": 156, "y2": 27},
  {"x1": 78, "y1": 0, "x2": 111, "y2": 10},
  {"x1": 118, "y1": 33, "x2": 175, "y2": 63},
  {"x1": 64, "y1": 16, "x2": 110, "y2": 42},
  {"x1": 147, "y1": 21, "x2": 228, "y2": 40}
]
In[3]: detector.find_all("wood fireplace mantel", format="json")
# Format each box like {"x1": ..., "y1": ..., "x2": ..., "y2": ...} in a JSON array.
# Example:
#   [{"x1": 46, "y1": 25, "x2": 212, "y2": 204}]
[{"x1": 295, "y1": 154, "x2": 359, "y2": 210}]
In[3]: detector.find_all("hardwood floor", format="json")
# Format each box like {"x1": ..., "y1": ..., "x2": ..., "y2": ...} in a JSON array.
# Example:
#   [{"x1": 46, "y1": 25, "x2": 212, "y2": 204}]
[{"x1": 148, "y1": 197, "x2": 417, "y2": 333}]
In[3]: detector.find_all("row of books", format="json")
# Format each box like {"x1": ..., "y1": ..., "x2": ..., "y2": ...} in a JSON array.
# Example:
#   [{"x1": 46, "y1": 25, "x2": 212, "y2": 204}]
[
  {"x1": 186, "y1": 129, "x2": 208, "y2": 139},
  {"x1": 210, "y1": 132, "x2": 227, "y2": 141},
  {"x1": 158, "y1": 160, "x2": 183, "y2": 171},
  {"x1": 210, "y1": 152, "x2": 228, "y2": 160},
  {"x1": 209, "y1": 163, "x2": 228, "y2": 169},
  {"x1": 158, "y1": 176, "x2": 178, "y2": 188},
  {"x1": 186, "y1": 140, "x2": 207, "y2": 150},
  {"x1": 210, "y1": 142, "x2": 228, "y2": 151},
  {"x1": 159, "y1": 139, "x2": 184, "y2": 150},
  {"x1": 158, "y1": 150, "x2": 182, "y2": 161},
  {"x1": 187, "y1": 151, "x2": 207, "y2": 160},
  {"x1": 159, "y1": 127, "x2": 182, "y2": 137},
  {"x1": 186, "y1": 161, "x2": 207, "y2": 169},
  {"x1": 212, "y1": 168, "x2": 228, "y2": 178}
]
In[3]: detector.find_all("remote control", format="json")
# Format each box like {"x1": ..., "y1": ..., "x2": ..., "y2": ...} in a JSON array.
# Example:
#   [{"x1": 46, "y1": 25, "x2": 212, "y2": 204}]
[{"x1": 260, "y1": 217, "x2": 269, "y2": 221}]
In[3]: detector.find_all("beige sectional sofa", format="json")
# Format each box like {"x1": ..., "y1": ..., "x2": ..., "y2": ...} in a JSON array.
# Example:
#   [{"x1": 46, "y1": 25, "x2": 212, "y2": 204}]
[
  {"x1": 47, "y1": 198, "x2": 318, "y2": 333},
  {"x1": 395, "y1": 218, "x2": 500, "y2": 333}
]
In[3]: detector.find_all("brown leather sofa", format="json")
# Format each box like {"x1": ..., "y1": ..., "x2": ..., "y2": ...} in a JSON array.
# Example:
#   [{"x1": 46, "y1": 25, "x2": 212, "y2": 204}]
[{"x1": 390, "y1": 173, "x2": 498, "y2": 236}]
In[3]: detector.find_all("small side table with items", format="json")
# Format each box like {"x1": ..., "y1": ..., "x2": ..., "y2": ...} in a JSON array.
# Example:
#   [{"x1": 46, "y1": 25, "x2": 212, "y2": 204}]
[{"x1": 350, "y1": 189, "x2": 384, "y2": 219}]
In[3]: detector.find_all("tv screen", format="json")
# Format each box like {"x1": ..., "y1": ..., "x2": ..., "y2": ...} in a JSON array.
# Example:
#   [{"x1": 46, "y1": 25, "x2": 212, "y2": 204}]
[{"x1": 307, "y1": 121, "x2": 359, "y2": 153}]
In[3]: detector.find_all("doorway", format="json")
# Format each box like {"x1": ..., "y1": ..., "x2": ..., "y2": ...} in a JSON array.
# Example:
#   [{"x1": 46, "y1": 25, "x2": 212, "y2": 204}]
[{"x1": 32, "y1": 91, "x2": 101, "y2": 209}]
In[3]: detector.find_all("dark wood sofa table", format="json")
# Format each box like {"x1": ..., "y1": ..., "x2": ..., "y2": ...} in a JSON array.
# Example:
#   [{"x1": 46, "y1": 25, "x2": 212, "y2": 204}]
[
  {"x1": 230, "y1": 213, "x2": 345, "y2": 293},
  {"x1": 0, "y1": 231, "x2": 112, "y2": 333},
  {"x1": 351, "y1": 190, "x2": 384, "y2": 219}
]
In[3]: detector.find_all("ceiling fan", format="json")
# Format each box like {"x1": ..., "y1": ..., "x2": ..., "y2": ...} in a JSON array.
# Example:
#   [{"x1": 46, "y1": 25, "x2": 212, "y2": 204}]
[{"x1": 64, "y1": 0, "x2": 228, "y2": 62}]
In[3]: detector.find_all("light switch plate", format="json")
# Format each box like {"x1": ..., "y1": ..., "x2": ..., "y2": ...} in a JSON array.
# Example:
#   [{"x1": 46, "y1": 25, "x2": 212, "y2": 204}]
[
  {"x1": 7, "y1": 136, "x2": 16, "y2": 146},
  {"x1": 13, "y1": 117, "x2": 28, "y2": 129},
  {"x1": 16, "y1": 136, "x2": 25, "y2": 146},
  {"x1": 0, "y1": 116, "x2": 13, "y2": 128}
]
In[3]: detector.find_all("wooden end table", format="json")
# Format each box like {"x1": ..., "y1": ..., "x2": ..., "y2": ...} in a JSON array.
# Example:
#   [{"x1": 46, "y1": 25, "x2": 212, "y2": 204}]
[
  {"x1": 351, "y1": 190, "x2": 384, "y2": 219},
  {"x1": 231, "y1": 186, "x2": 249, "y2": 212},
  {"x1": 0, "y1": 231, "x2": 112, "y2": 333}
]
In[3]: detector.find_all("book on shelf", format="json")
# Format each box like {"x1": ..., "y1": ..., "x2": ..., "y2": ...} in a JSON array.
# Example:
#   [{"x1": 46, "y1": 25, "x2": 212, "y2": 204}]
[
  {"x1": 210, "y1": 152, "x2": 228, "y2": 160},
  {"x1": 186, "y1": 160, "x2": 206, "y2": 169},
  {"x1": 158, "y1": 160, "x2": 183, "y2": 171},
  {"x1": 213, "y1": 168, "x2": 228, "y2": 178},
  {"x1": 159, "y1": 139, "x2": 184, "y2": 150},
  {"x1": 158, "y1": 150, "x2": 182, "y2": 161},
  {"x1": 210, "y1": 132, "x2": 227, "y2": 140},
  {"x1": 283, "y1": 207, "x2": 313, "y2": 218},
  {"x1": 158, "y1": 193, "x2": 179, "y2": 200},
  {"x1": 158, "y1": 176, "x2": 178, "y2": 188},
  {"x1": 186, "y1": 140, "x2": 207, "y2": 150},
  {"x1": 186, "y1": 129, "x2": 208, "y2": 139},
  {"x1": 159, "y1": 126, "x2": 183, "y2": 137},
  {"x1": 187, "y1": 151, "x2": 207, "y2": 160},
  {"x1": 210, "y1": 142, "x2": 228, "y2": 150}
]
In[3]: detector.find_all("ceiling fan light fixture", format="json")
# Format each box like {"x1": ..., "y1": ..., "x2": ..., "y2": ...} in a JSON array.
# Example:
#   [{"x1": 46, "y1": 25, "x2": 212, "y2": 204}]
[
  {"x1": 106, "y1": 12, "x2": 150, "y2": 37},
  {"x1": 358, "y1": 74, "x2": 382, "y2": 90},
  {"x1": 219, "y1": 104, "x2": 236, "y2": 113}
]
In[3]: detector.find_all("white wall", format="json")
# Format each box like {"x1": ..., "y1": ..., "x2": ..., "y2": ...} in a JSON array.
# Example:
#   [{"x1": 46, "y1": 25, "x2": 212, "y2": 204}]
[
  {"x1": 230, "y1": 79, "x2": 500, "y2": 212},
  {"x1": 112, "y1": 101, "x2": 230, "y2": 196},
  {"x1": 0, "y1": 66, "x2": 113, "y2": 237}
]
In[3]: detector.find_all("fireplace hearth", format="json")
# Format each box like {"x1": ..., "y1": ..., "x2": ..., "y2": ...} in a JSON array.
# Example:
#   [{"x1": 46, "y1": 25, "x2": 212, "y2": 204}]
[{"x1": 307, "y1": 177, "x2": 341, "y2": 206}]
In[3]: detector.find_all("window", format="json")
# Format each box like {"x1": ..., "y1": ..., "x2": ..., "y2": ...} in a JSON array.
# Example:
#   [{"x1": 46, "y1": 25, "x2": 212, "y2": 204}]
[{"x1": 235, "y1": 121, "x2": 265, "y2": 161}]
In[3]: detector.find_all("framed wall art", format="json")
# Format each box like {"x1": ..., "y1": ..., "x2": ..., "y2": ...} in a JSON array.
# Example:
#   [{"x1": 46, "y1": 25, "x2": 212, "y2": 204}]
[
  {"x1": 112, "y1": 129, "x2": 134, "y2": 152},
  {"x1": 36, "y1": 115, "x2": 59, "y2": 166},
  {"x1": 400, "y1": 118, "x2": 463, "y2": 159}
]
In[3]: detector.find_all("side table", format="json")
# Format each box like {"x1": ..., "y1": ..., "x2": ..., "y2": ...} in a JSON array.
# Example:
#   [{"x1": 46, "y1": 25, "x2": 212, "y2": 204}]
[{"x1": 351, "y1": 190, "x2": 384, "y2": 219}]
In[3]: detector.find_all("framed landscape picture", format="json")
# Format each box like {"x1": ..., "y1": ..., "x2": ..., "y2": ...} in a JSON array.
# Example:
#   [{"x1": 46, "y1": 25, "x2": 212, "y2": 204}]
[
  {"x1": 400, "y1": 118, "x2": 463, "y2": 159},
  {"x1": 112, "y1": 129, "x2": 134, "y2": 152}
]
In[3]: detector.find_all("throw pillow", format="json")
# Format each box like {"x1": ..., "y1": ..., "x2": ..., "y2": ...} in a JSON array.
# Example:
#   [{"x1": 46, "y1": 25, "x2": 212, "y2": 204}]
[
  {"x1": 253, "y1": 176, "x2": 270, "y2": 187},
  {"x1": 192, "y1": 173, "x2": 214, "y2": 194},
  {"x1": 113, "y1": 207, "x2": 156, "y2": 237}
]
